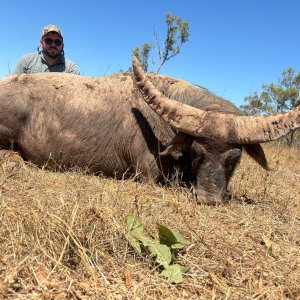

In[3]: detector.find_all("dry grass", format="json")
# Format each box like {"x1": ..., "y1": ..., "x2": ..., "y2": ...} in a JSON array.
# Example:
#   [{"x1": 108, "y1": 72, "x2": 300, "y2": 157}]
[{"x1": 0, "y1": 143, "x2": 299, "y2": 300}]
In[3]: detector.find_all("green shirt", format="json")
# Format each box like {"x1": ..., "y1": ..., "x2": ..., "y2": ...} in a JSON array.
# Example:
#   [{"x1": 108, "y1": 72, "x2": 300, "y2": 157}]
[{"x1": 13, "y1": 51, "x2": 80, "y2": 75}]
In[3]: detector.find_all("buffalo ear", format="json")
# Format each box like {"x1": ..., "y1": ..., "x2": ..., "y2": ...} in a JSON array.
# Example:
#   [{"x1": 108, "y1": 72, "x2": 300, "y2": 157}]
[
  {"x1": 243, "y1": 144, "x2": 271, "y2": 170},
  {"x1": 160, "y1": 132, "x2": 194, "y2": 160}
]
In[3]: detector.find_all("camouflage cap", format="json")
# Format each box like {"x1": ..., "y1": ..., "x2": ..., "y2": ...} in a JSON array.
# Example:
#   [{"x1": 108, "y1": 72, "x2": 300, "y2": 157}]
[{"x1": 42, "y1": 24, "x2": 63, "y2": 38}]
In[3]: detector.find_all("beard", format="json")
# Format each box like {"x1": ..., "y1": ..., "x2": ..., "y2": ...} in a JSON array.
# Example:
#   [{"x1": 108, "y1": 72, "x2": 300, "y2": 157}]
[{"x1": 43, "y1": 48, "x2": 62, "y2": 59}]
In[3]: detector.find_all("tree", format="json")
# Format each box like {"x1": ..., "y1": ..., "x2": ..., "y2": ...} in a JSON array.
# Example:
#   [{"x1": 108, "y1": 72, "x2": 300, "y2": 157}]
[
  {"x1": 132, "y1": 12, "x2": 190, "y2": 73},
  {"x1": 132, "y1": 43, "x2": 153, "y2": 73},
  {"x1": 240, "y1": 68, "x2": 300, "y2": 145}
]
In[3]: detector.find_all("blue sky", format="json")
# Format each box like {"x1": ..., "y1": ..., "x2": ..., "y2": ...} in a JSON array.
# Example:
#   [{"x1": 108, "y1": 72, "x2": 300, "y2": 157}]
[{"x1": 1, "y1": 0, "x2": 299, "y2": 107}]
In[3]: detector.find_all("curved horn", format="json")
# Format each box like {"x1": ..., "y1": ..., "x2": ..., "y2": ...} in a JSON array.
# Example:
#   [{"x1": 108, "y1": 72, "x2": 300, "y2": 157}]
[{"x1": 132, "y1": 56, "x2": 300, "y2": 144}]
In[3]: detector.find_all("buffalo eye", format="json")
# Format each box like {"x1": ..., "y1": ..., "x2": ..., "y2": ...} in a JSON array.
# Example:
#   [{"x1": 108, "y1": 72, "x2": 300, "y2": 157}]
[
  {"x1": 224, "y1": 148, "x2": 242, "y2": 172},
  {"x1": 225, "y1": 148, "x2": 242, "y2": 162}
]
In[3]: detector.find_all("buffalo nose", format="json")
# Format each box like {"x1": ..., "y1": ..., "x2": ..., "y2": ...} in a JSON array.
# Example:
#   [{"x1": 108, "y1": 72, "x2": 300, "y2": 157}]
[{"x1": 195, "y1": 189, "x2": 232, "y2": 205}]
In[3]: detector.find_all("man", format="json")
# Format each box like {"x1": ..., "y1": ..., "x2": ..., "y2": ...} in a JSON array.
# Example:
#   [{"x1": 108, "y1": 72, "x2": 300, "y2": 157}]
[{"x1": 13, "y1": 24, "x2": 80, "y2": 75}]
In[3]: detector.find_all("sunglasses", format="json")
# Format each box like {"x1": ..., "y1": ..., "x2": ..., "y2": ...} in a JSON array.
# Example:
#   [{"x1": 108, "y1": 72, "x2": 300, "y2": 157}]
[{"x1": 44, "y1": 38, "x2": 62, "y2": 47}]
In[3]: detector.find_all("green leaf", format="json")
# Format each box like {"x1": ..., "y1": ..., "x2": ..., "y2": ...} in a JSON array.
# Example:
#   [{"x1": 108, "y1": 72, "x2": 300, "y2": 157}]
[
  {"x1": 128, "y1": 236, "x2": 142, "y2": 253},
  {"x1": 127, "y1": 214, "x2": 152, "y2": 246},
  {"x1": 148, "y1": 242, "x2": 172, "y2": 268},
  {"x1": 158, "y1": 224, "x2": 187, "y2": 249},
  {"x1": 127, "y1": 213, "x2": 143, "y2": 232},
  {"x1": 160, "y1": 264, "x2": 184, "y2": 284}
]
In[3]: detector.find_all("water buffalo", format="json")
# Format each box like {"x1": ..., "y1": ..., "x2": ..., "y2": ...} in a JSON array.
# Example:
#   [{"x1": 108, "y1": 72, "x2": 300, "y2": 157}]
[{"x1": 0, "y1": 57, "x2": 299, "y2": 204}]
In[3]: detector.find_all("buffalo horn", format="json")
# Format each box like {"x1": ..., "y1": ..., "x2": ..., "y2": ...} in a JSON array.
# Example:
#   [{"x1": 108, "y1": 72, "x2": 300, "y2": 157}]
[{"x1": 132, "y1": 56, "x2": 300, "y2": 144}]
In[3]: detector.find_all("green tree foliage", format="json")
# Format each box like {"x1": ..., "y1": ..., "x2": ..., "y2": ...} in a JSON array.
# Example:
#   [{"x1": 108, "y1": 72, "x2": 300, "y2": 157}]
[
  {"x1": 132, "y1": 12, "x2": 190, "y2": 73},
  {"x1": 132, "y1": 43, "x2": 153, "y2": 73},
  {"x1": 240, "y1": 68, "x2": 300, "y2": 145}
]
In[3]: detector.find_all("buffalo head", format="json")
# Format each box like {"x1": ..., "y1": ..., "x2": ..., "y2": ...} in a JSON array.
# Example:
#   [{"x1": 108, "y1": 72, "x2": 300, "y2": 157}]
[{"x1": 132, "y1": 57, "x2": 300, "y2": 204}]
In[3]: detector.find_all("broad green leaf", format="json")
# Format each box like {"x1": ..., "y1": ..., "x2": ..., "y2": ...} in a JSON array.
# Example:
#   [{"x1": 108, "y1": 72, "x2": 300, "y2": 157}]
[
  {"x1": 160, "y1": 264, "x2": 184, "y2": 284},
  {"x1": 127, "y1": 214, "x2": 152, "y2": 246},
  {"x1": 127, "y1": 214, "x2": 144, "y2": 233},
  {"x1": 158, "y1": 224, "x2": 187, "y2": 249},
  {"x1": 148, "y1": 242, "x2": 172, "y2": 268},
  {"x1": 128, "y1": 236, "x2": 142, "y2": 253}
]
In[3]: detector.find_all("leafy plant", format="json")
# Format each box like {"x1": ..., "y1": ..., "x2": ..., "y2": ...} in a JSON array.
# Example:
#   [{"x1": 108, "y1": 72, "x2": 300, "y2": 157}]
[{"x1": 127, "y1": 213, "x2": 188, "y2": 284}]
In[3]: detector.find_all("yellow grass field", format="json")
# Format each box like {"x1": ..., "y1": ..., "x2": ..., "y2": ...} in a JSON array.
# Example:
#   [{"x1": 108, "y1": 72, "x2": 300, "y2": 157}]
[{"x1": 0, "y1": 143, "x2": 299, "y2": 299}]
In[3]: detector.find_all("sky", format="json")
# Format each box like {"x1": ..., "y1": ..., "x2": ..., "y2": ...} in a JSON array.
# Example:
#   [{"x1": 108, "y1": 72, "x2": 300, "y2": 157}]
[{"x1": 0, "y1": 0, "x2": 299, "y2": 107}]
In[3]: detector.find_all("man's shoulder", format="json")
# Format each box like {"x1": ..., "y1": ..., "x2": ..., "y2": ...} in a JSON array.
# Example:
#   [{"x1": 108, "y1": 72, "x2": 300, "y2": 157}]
[
  {"x1": 19, "y1": 52, "x2": 40, "y2": 62},
  {"x1": 63, "y1": 57, "x2": 80, "y2": 75}
]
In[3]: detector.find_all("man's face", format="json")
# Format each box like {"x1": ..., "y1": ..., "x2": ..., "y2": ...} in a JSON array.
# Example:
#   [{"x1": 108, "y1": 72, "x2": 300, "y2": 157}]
[{"x1": 41, "y1": 32, "x2": 64, "y2": 59}]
